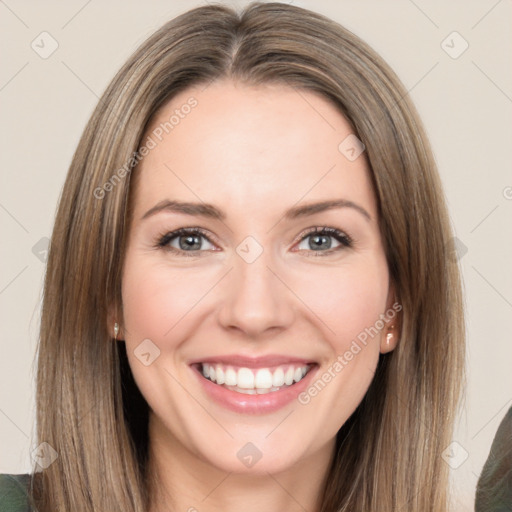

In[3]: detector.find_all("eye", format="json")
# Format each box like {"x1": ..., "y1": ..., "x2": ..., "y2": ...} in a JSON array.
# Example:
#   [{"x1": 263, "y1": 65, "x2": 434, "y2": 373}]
[
  {"x1": 157, "y1": 227, "x2": 217, "y2": 255},
  {"x1": 295, "y1": 227, "x2": 352, "y2": 255},
  {"x1": 156, "y1": 226, "x2": 352, "y2": 257}
]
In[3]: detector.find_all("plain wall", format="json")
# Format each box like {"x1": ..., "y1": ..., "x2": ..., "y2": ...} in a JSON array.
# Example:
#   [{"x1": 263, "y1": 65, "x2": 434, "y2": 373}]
[{"x1": 1, "y1": 1, "x2": 511, "y2": 510}]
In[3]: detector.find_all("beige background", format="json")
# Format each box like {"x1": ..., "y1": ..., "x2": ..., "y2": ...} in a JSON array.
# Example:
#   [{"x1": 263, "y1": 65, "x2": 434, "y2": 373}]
[{"x1": 1, "y1": 1, "x2": 511, "y2": 510}]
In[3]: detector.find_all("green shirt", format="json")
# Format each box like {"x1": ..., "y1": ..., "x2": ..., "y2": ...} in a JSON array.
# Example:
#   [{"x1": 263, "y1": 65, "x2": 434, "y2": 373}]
[
  {"x1": 0, "y1": 474, "x2": 31, "y2": 512},
  {"x1": 475, "y1": 406, "x2": 512, "y2": 511}
]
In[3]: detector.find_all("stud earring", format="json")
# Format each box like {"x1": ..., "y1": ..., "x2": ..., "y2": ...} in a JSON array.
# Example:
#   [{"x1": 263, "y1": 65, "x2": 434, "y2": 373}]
[
  {"x1": 386, "y1": 332, "x2": 393, "y2": 347},
  {"x1": 114, "y1": 323, "x2": 120, "y2": 340}
]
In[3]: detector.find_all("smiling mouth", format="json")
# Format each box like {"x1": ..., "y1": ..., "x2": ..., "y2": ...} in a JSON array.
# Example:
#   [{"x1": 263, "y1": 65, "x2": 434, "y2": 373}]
[{"x1": 194, "y1": 362, "x2": 314, "y2": 395}]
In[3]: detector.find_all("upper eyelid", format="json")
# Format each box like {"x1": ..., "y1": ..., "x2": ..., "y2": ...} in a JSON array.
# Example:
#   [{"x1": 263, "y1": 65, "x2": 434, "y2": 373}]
[
  {"x1": 293, "y1": 226, "x2": 351, "y2": 242},
  {"x1": 159, "y1": 227, "x2": 217, "y2": 245}
]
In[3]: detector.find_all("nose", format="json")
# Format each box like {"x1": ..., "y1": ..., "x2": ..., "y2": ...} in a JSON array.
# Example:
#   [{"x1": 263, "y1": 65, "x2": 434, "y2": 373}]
[{"x1": 217, "y1": 248, "x2": 295, "y2": 338}]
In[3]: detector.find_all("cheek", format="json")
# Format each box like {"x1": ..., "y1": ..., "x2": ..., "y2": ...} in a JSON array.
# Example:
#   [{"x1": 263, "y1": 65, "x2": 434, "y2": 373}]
[
  {"x1": 121, "y1": 255, "x2": 219, "y2": 344},
  {"x1": 120, "y1": 255, "x2": 220, "y2": 414},
  {"x1": 291, "y1": 259, "x2": 389, "y2": 428},
  {"x1": 290, "y1": 258, "x2": 389, "y2": 351}
]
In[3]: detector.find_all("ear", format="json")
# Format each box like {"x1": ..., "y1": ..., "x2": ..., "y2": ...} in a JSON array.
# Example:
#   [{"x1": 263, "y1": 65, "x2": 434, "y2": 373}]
[{"x1": 380, "y1": 284, "x2": 401, "y2": 354}]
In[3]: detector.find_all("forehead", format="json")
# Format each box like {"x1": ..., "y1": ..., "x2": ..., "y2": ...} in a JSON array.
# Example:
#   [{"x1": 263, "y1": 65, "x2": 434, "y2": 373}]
[{"x1": 132, "y1": 80, "x2": 376, "y2": 221}]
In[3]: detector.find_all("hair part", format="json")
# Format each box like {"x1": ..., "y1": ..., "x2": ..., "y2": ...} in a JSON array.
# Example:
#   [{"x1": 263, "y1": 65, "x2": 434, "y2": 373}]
[{"x1": 33, "y1": 3, "x2": 465, "y2": 511}]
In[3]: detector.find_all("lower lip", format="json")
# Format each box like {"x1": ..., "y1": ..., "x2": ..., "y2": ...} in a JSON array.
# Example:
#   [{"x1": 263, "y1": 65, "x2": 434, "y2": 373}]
[{"x1": 191, "y1": 364, "x2": 318, "y2": 415}]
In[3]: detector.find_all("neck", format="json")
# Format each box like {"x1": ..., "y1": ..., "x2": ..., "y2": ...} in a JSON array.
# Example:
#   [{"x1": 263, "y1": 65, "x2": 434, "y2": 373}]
[{"x1": 146, "y1": 414, "x2": 335, "y2": 512}]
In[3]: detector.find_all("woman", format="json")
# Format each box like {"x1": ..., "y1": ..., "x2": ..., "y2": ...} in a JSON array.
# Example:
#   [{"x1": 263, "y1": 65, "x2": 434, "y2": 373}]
[{"x1": 0, "y1": 2, "x2": 465, "y2": 511}]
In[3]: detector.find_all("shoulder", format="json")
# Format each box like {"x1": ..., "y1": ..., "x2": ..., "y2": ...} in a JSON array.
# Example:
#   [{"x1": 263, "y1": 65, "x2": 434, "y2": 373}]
[
  {"x1": 0, "y1": 474, "x2": 31, "y2": 512},
  {"x1": 475, "y1": 406, "x2": 512, "y2": 512}
]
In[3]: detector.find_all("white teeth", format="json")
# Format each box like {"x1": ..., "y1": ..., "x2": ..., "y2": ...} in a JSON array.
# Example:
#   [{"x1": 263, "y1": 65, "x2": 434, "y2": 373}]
[
  {"x1": 200, "y1": 362, "x2": 311, "y2": 393},
  {"x1": 237, "y1": 368, "x2": 255, "y2": 389},
  {"x1": 272, "y1": 367, "x2": 285, "y2": 387},
  {"x1": 255, "y1": 369, "x2": 273, "y2": 389},
  {"x1": 225, "y1": 367, "x2": 237, "y2": 386},
  {"x1": 215, "y1": 365, "x2": 225, "y2": 385}
]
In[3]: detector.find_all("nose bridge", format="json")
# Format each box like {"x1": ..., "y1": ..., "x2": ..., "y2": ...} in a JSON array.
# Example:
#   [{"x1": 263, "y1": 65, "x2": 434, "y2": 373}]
[
  {"x1": 217, "y1": 240, "x2": 294, "y2": 336},
  {"x1": 237, "y1": 249, "x2": 275, "y2": 298},
  {"x1": 234, "y1": 233, "x2": 278, "y2": 288}
]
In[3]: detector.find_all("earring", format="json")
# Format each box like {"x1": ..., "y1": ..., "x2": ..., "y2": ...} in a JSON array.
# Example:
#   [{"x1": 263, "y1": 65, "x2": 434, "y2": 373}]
[
  {"x1": 386, "y1": 324, "x2": 395, "y2": 347},
  {"x1": 114, "y1": 323, "x2": 120, "y2": 340}
]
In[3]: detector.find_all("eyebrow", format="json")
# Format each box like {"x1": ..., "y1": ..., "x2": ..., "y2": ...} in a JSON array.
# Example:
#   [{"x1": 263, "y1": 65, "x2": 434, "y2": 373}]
[{"x1": 141, "y1": 198, "x2": 372, "y2": 222}]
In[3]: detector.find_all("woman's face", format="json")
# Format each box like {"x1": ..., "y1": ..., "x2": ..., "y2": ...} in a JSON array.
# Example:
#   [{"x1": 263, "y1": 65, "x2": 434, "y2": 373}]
[{"x1": 120, "y1": 80, "x2": 397, "y2": 475}]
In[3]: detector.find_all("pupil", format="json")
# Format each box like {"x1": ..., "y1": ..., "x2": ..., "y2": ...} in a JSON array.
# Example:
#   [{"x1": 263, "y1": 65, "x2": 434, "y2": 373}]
[
  {"x1": 179, "y1": 235, "x2": 201, "y2": 250},
  {"x1": 310, "y1": 234, "x2": 331, "y2": 250}
]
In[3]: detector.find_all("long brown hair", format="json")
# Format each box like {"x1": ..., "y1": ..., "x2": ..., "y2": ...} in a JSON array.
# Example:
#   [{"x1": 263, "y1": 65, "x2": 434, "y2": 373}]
[{"x1": 31, "y1": 3, "x2": 465, "y2": 511}]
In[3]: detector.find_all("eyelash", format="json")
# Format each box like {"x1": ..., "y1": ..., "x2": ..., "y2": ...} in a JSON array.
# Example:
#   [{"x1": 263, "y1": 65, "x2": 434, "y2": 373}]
[{"x1": 156, "y1": 226, "x2": 353, "y2": 257}]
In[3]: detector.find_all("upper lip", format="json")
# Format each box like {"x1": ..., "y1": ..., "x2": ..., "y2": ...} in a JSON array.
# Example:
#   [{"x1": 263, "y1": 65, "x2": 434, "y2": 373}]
[{"x1": 189, "y1": 354, "x2": 316, "y2": 368}]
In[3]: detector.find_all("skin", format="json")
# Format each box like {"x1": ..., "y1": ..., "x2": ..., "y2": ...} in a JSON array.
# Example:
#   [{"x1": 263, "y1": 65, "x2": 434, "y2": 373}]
[{"x1": 116, "y1": 80, "x2": 398, "y2": 512}]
